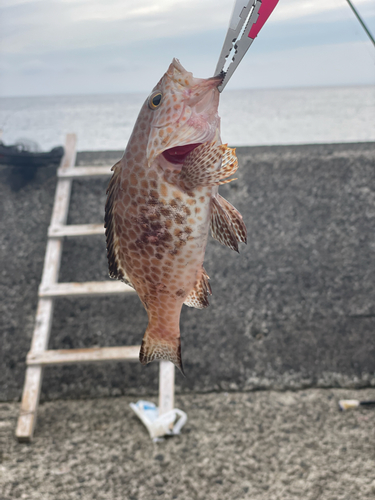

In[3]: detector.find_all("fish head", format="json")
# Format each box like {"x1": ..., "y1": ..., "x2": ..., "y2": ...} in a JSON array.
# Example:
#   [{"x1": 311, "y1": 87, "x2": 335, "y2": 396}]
[{"x1": 146, "y1": 58, "x2": 223, "y2": 167}]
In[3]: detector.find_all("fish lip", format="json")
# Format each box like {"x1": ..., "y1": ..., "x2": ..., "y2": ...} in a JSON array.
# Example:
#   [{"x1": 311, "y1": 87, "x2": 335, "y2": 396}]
[
  {"x1": 188, "y1": 78, "x2": 222, "y2": 107},
  {"x1": 162, "y1": 143, "x2": 201, "y2": 165},
  {"x1": 209, "y1": 71, "x2": 225, "y2": 86}
]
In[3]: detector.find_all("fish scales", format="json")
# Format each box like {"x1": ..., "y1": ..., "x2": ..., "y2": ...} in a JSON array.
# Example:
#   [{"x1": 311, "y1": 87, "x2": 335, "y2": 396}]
[{"x1": 105, "y1": 59, "x2": 246, "y2": 372}]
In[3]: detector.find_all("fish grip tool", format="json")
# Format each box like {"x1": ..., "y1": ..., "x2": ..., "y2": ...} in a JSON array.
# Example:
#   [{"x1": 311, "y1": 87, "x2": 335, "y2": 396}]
[{"x1": 215, "y1": 0, "x2": 279, "y2": 91}]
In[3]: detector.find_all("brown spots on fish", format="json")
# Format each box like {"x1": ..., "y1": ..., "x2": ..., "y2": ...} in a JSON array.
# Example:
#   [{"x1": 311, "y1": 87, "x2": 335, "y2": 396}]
[
  {"x1": 195, "y1": 207, "x2": 201, "y2": 214},
  {"x1": 176, "y1": 289, "x2": 185, "y2": 297},
  {"x1": 160, "y1": 206, "x2": 172, "y2": 217},
  {"x1": 136, "y1": 197, "x2": 146, "y2": 206},
  {"x1": 160, "y1": 183, "x2": 168, "y2": 197},
  {"x1": 172, "y1": 191, "x2": 182, "y2": 201},
  {"x1": 145, "y1": 246, "x2": 154, "y2": 257},
  {"x1": 175, "y1": 214, "x2": 186, "y2": 225},
  {"x1": 187, "y1": 198, "x2": 196, "y2": 205}
]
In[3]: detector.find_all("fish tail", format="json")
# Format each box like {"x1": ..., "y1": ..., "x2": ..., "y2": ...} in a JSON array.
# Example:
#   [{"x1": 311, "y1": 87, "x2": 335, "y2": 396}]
[{"x1": 139, "y1": 332, "x2": 184, "y2": 375}]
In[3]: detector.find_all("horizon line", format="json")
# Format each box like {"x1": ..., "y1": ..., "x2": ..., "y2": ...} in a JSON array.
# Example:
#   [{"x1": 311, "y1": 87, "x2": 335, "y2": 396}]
[{"x1": 1, "y1": 82, "x2": 374, "y2": 100}]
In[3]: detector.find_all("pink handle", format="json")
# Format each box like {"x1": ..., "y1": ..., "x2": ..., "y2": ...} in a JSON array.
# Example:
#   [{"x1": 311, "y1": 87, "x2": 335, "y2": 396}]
[{"x1": 249, "y1": 0, "x2": 279, "y2": 39}]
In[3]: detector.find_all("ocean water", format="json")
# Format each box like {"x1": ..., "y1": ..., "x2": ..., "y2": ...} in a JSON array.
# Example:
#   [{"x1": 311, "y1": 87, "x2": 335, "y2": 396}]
[{"x1": 0, "y1": 86, "x2": 374, "y2": 151}]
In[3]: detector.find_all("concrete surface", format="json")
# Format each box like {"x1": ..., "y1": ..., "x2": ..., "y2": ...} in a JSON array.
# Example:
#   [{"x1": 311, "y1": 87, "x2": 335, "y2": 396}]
[
  {"x1": 1, "y1": 143, "x2": 375, "y2": 401},
  {"x1": 1, "y1": 388, "x2": 375, "y2": 500}
]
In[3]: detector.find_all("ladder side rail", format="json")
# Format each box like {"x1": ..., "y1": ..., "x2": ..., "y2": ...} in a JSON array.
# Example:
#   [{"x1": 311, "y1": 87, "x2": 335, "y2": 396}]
[
  {"x1": 158, "y1": 361, "x2": 175, "y2": 416},
  {"x1": 16, "y1": 134, "x2": 77, "y2": 442}
]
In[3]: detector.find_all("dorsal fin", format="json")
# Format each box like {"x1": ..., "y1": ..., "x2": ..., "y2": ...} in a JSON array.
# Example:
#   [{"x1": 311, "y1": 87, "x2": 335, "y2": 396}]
[
  {"x1": 104, "y1": 161, "x2": 134, "y2": 288},
  {"x1": 184, "y1": 267, "x2": 212, "y2": 309}
]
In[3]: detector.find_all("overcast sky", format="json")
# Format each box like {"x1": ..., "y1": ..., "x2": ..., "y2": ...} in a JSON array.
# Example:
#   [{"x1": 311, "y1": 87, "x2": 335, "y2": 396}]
[{"x1": 0, "y1": 0, "x2": 374, "y2": 97}]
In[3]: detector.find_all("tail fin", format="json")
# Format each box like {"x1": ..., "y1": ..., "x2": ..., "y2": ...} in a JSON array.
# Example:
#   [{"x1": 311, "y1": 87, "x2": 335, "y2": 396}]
[{"x1": 139, "y1": 336, "x2": 184, "y2": 375}]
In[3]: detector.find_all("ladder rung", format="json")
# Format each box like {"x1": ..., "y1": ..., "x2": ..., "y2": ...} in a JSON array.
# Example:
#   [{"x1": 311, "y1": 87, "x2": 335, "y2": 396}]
[
  {"x1": 58, "y1": 166, "x2": 112, "y2": 178},
  {"x1": 27, "y1": 346, "x2": 140, "y2": 366},
  {"x1": 49, "y1": 224, "x2": 105, "y2": 237},
  {"x1": 39, "y1": 281, "x2": 134, "y2": 298}
]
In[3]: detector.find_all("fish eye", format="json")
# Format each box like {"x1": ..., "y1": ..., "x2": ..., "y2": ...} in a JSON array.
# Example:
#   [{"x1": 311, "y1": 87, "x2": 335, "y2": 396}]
[{"x1": 148, "y1": 91, "x2": 163, "y2": 110}]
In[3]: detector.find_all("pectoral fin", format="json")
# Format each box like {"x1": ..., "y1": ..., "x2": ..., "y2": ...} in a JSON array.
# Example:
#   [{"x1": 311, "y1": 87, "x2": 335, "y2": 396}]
[
  {"x1": 184, "y1": 267, "x2": 212, "y2": 309},
  {"x1": 166, "y1": 142, "x2": 238, "y2": 191}
]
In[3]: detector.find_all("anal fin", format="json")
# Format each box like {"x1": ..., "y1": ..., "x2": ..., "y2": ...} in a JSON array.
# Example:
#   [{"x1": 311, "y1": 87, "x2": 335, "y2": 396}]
[
  {"x1": 184, "y1": 267, "x2": 212, "y2": 309},
  {"x1": 210, "y1": 195, "x2": 247, "y2": 252}
]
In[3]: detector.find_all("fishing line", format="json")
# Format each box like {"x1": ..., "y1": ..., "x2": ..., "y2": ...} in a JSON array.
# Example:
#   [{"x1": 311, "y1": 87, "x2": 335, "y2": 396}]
[{"x1": 345, "y1": 0, "x2": 375, "y2": 48}]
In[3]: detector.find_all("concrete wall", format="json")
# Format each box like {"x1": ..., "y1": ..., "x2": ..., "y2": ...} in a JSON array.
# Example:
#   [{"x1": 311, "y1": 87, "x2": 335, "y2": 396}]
[{"x1": 1, "y1": 142, "x2": 374, "y2": 401}]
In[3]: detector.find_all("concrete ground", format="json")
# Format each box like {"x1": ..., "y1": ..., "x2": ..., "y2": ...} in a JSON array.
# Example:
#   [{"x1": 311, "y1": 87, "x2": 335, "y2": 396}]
[{"x1": 1, "y1": 388, "x2": 375, "y2": 500}]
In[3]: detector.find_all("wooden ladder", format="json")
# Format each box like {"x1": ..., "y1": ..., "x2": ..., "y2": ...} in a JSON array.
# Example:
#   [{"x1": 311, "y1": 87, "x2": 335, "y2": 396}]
[{"x1": 16, "y1": 134, "x2": 175, "y2": 442}]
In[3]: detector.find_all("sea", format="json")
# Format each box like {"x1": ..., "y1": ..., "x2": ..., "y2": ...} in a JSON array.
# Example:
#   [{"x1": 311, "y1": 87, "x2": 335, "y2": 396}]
[{"x1": 0, "y1": 85, "x2": 374, "y2": 151}]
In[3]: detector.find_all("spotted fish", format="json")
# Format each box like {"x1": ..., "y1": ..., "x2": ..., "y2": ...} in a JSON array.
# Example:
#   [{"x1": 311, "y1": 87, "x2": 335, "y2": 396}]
[{"x1": 105, "y1": 59, "x2": 246, "y2": 373}]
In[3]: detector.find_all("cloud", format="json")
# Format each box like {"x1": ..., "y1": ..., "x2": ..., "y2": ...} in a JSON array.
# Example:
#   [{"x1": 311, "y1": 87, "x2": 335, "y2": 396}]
[
  {"x1": 269, "y1": 0, "x2": 374, "y2": 23},
  {"x1": 0, "y1": 0, "x2": 374, "y2": 96}
]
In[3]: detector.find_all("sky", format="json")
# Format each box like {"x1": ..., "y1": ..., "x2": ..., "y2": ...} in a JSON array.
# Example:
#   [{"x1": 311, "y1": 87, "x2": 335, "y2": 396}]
[{"x1": 0, "y1": 0, "x2": 374, "y2": 97}]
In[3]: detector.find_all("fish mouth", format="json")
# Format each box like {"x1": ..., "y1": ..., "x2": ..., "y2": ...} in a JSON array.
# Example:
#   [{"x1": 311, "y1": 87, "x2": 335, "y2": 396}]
[{"x1": 162, "y1": 143, "x2": 201, "y2": 165}]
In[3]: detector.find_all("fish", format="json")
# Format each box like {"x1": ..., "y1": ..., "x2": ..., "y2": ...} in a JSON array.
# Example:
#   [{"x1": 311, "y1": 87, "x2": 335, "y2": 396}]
[{"x1": 105, "y1": 58, "x2": 246, "y2": 373}]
